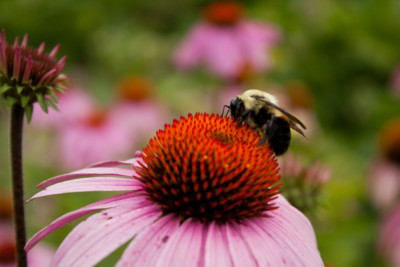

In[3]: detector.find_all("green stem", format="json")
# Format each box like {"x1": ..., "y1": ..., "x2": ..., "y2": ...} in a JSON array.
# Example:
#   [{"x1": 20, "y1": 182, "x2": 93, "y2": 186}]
[{"x1": 10, "y1": 104, "x2": 27, "y2": 267}]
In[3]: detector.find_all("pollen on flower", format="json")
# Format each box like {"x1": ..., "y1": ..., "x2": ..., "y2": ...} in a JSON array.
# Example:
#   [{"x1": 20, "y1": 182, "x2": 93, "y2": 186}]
[{"x1": 135, "y1": 113, "x2": 281, "y2": 223}]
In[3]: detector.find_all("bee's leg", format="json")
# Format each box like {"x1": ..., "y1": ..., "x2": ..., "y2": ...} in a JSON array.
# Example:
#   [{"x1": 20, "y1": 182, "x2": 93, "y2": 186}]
[
  {"x1": 266, "y1": 114, "x2": 276, "y2": 136},
  {"x1": 238, "y1": 109, "x2": 254, "y2": 126},
  {"x1": 258, "y1": 134, "x2": 268, "y2": 145},
  {"x1": 221, "y1": 105, "x2": 230, "y2": 116}
]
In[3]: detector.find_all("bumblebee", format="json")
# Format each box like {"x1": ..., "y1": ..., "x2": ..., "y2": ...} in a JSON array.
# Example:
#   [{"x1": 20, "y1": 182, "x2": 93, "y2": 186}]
[{"x1": 225, "y1": 89, "x2": 306, "y2": 155}]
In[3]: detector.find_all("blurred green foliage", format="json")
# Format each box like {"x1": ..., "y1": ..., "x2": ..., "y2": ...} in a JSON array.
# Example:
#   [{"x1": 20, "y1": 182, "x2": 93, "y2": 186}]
[{"x1": 1, "y1": 0, "x2": 400, "y2": 266}]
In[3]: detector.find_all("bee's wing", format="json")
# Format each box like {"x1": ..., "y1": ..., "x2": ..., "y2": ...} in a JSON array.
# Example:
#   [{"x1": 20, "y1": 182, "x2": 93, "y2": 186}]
[{"x1": 252, "y1": 95, "x2": 307, "y2": 137}]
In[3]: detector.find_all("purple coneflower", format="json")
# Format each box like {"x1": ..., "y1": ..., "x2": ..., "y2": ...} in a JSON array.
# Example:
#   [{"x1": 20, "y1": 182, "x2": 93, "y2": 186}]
[
  {"x1": 26, "y1": 113, "x2": 323, "y2": 266},
  {"x1": 173, "y1": 1, "x2": 281, "y2": 81},
  {"x1": 0, "y1": 29, "x2": 66, "y2": 121},
  {"x1": 369, "y1": 117, "x2": 400, "y2": 210},
  {"x1": 378, "y1": 205, "x2": 400, "y2": 266}
]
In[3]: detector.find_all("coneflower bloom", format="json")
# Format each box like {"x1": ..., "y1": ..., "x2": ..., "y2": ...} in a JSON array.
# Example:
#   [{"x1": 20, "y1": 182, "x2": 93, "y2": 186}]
[
  {"x1": 57, "y1": 106, "x2": 135, "y2": 169},
  {"x1": 26, "y1": 113, "x2": 323, "y2": 266},
  {"x1": 173, "y1": 1, "x2": 281, "y2": 80},
  {"x1": 110, "y1": 76, "x2": 167, "y2": 139},
  {"x1": 31, "y1": 87, "x2": 95, "y2": 129},
  {"x1": 279, "y1": 153, "x2": 331, "y2": 213},
  {"x1": 391, "y1": 65, "x2": 400, "y2": 98},
  {"x1": 369, "y1": 117, "x2": 400, "y2": 210},
  {"x1": 0, "y1": 29, "x2": 66, "y2": 121},
  {"x1": 378, "y1": 205, "x2": 400, "y2": 267}
]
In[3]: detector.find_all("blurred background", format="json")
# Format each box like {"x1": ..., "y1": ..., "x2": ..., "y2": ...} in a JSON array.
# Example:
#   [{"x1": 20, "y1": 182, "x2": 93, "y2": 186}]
[{"x1": 1, "y1": 0, "x2": 400, "y2": 266}]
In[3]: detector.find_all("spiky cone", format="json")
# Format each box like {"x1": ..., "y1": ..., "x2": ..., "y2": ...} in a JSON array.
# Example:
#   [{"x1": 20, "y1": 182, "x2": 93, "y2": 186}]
[{"x1": 0, "y1": 29, "x2": 66, "y2": 122}]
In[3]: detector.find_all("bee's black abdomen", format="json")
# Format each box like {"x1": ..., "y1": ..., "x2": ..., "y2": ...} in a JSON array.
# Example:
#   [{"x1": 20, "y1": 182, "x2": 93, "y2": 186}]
[{"x1": 267, "y1": 117, "x2": 291, "y2": 156}]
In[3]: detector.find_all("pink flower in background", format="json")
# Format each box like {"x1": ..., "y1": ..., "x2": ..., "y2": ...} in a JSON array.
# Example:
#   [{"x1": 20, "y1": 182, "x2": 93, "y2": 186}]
[
  {"x1": 391, "y1": 65, "x2": 400, "y2": 97},
  {"x1": 378, "y1": 205, "x2": 400, "y2": 267},
  {"x1": 58, "y1": 108, "x2": 134, "y2": 169},
  {"x1": 369, "y1": 159, "x2": 400, "y2": 211},
  {"x1": 111, "y1": 76, "x2": 167, "y2": 139},
  {"x1": 0, "y1": 223, "x2": 54, "y2": 267},
  {"x1": 26, "y1": 114, "x2": 323, "y2": 266},
  {"x1": 369, "y1": 118, "x2": 400, "y2": 210},
  {"x1": 31, "y1": 87, "x2": 94, "y2": 129},
  {"x1": 174, "y1": 1, "x2": 281, "y2": 80}
]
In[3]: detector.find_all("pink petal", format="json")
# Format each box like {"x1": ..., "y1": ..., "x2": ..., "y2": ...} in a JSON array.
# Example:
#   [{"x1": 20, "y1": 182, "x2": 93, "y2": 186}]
[
  {"x1": 225, "y1": 223, "x2": 258, "y2": 266},
  {"x1": 155, "y1": 219, "x2": 206, "y2": 267},
  {"x1": 235, "y1": 220, "x2": 281, "y2": 265},
  {"x1": 29, "y1": 177, "x2": 141, "y2": 201},
  {"x1": 251, "y1": 196, "x2": 323, "y2": 266},
  {"x1": 25, "y1": 192, "x2": 142, "y2": 252},
  {"x1": 51, "y1": 202, "x2": 161, "y2": 267},
  {"x1": 89, "y1": 157, "x2": 141, "y2": 168},
  {"x1": 37, "y1": 167, "x2": 137, "y2": 188},
  {"x1": 204, "y1": 221, "x2": 233, "y2": 267},
  {"x1": 116, "y1": 214, "x2": 180, "y2": 267}
]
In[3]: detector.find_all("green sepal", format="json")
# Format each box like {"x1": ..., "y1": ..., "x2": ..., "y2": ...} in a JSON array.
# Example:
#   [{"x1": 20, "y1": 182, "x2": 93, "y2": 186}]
[
  {"x1": 54, "y1": 85, "x2": 65, "y2": 94},
  {"x1": 6, "y1": 96, "x2": 17, "y2": 107},
  {"x1": 36, "y1": 93, "x2": 48, "y2": 113},
  {"x1": 16, "y1": 85, "x2": 25, "y2": 94},
  {"x1": 20, "y1": 95, "x2": 31, "y2": 108},
  {"x1": 47, "y1": 88, "x2": 59, "y2": 103},
  {"x1": 25, "y1": 104, "x2": 33, "y2": 123},
  {"x1": 1, "y1": 84, "x2": 13, "y2": 94},
  {"x1": 46, "y1": 99, "x2": 59, "y2": 112}
]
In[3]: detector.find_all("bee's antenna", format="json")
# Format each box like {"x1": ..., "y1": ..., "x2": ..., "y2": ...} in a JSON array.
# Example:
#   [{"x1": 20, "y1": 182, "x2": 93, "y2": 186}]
[{"x1": 222, "y1": 105, "x2": 230, "y2": 117}]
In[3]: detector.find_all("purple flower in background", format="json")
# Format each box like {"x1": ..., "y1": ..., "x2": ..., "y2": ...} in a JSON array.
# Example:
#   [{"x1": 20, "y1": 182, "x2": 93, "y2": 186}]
[
  {"x1": 391, "y1": 65, "x2": 400, "y2": 98},
  {"x1": 378, "y1": 205, "x2": 400, "y2": 266},
  {"x1": 173, "y1": 1, "x2": 281, "y2": 80},
  {"x1": 111, "y1": 76, "x2": 167, "y2": 139},
  {"x1": 369, "y1": 117, "x2": 400, "y2": 210},
  {"x1": 26, "y1": 114, "x2": 323, "y2": 266}
]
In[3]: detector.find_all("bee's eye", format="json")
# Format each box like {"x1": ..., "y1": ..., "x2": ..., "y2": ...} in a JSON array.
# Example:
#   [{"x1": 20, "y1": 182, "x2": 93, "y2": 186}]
[{"x1": 229, "y1": 98, "x2": 244, "y2": 118}]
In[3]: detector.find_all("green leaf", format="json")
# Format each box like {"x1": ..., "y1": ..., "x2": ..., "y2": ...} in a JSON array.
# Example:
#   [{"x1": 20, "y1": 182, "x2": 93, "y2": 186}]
[
  {"x1": 1, "y1": 84, "x2": 13, "y2": 94},
  {"x1": 47, "y1": 88, "x2": 59, "y2": 103},
  {"x1": 16, "y1": 85, "x2": 24, "y2": 94},
  {"x1": 36, "y1": 93, "x2": 48, "y2": 113},
  {"x1": 25, "y1": 104, "x2": 33, "y2": 123},
  {"x1": 46, "y1": 99, "x2": 59, "y2": 112},
  {"x1": 20, "y1": 95, "x2": 30, "y2": 108},
  {"x1": 54, "y1": 85, "x2": 65, "y2": 94},
  {"x1": 6, "y1": 96, "x2": 17, "y2": 107}
]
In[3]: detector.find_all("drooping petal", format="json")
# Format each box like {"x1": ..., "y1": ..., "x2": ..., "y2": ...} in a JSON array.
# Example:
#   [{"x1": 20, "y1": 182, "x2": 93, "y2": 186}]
[
  {"x1": 37, "y1": 167, "x2": 137, "y2": 188},
  {"x1": 204, "y1": 221, "x2": 233, "y2": 267},
  {"x1": 51, "y1": 201, "x2": 161, "y2": 267},
  {"x1": 248, "y1": 196, "x2": 323, "y2": 266},
  {"x1": 30, "y1": 177, "x2": 141, "y2": 201},
  {"x1": 116, "y1": 214, "x2": 180, "y2": 267},
  {"x1": 25, "y1": 192, "x2": 141, "y2": 252},
  {"x1": 154, "y1": 219, "x2": 206, "y2": 267}
]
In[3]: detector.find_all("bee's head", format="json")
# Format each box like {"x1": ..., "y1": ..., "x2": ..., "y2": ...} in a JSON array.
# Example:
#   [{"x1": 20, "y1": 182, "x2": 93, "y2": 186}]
[{"x1": 229, "y1": 97, "x2": 245, "y2": 120}]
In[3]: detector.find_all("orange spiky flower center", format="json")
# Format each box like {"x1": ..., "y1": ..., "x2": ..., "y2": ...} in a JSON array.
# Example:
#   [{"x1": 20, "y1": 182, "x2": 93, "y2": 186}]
[
  {"x1": 136, "y1": 113, "x2": 281, "y2": 223},
  {"x1": 203, "y1": 1, "x2": 244, "y2": 26}
]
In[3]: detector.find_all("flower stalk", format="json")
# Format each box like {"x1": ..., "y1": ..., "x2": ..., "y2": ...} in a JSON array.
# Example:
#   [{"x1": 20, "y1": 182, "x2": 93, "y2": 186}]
[{"x1": 10, "y1": 104, "x2": 27, "y2": 267}]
